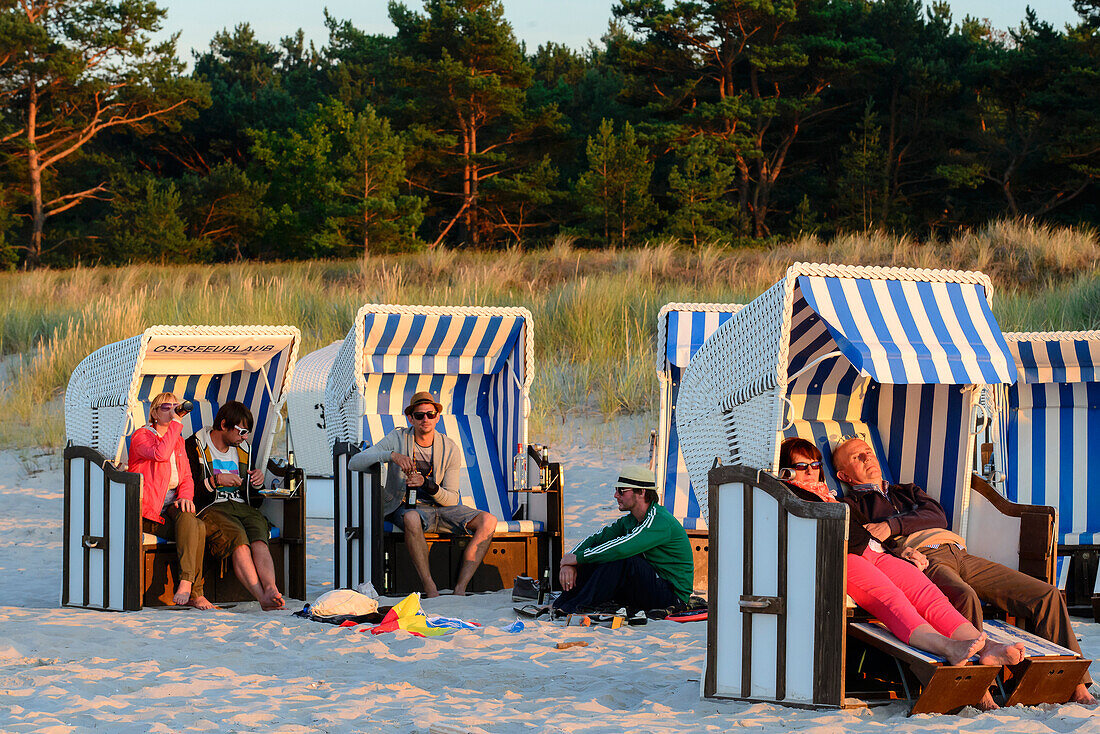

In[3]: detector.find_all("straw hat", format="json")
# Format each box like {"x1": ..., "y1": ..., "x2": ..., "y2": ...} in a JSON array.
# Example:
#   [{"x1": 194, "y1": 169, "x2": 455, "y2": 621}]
[
  {"x1": 404, "y1": 391, "x2": 443, "y2": 416},
  {"x1": 613, "y1": 465, "x2": 656, "y2": 491}
]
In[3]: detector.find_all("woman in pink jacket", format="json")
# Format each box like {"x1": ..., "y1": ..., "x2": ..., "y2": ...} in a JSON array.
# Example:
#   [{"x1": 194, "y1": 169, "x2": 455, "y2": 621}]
[{"x1": 129, "y1": 392, "x2": 213, "y2": 609}]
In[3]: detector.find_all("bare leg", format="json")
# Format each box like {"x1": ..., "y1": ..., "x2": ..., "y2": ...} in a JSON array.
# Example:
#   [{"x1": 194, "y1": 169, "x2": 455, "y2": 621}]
[
  {"x1": 1072, "y1": 683, "x2": 1097, "y2": 705},
  {"x1": 250, "y1": 541, "x2": 284, "y2": 610},
  {"x1": 403, "y1": 511, "x2": 438, "y2": 597},
  {"x1": 453, "y1": 512, "x2": 497, "y2": 596},
  {"x1": 230, "y1": 543, "x2": 270, "y2": 607}
]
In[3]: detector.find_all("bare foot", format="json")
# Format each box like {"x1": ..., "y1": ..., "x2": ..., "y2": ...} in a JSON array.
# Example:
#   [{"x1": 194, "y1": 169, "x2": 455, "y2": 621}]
[
  {"x1": 187, "y1": 595, "x2": 215, "y2": 610},
  {"x1": 977, "y1": 690, "x2": 1000, "y2": 711},
  {"x1": 1072, "y1": 684, "x2": 1097, "y2": 705},
  {"x1": 423, "y1": 585, "x2": 441, "y2": 598},
  {"x1": 946, "y1": 634, "x2": 986, "y2": 666},
  {"x1": 979, "y1": 640, "x2": 1026, "y2": 667},
  {"x1": 452, "y1": 586, "x2": 467, "y2": 596},
  {"x1": 259, "y1": 588, "x2": 285, "y2": 611},
  {"x1": 173, "y1": 580, "x2": 193, "y2": 606}
]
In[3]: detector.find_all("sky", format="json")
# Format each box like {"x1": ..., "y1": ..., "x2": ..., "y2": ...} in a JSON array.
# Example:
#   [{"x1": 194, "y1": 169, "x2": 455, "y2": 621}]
[{"x1": 157, "y1": 1, "x2": 1083, "y2": 60}]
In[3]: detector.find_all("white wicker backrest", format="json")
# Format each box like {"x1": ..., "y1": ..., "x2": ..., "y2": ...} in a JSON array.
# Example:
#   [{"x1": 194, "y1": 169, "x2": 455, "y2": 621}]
[{"x1": 286, "y1": 340, "x2": 343, "y2": 477}]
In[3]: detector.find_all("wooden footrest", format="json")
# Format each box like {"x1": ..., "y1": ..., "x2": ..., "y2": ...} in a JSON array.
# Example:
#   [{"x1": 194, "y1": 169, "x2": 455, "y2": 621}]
[
  {"x1": 984, "y1": 619, "x2": 1090, "y2": 706},
  {"x1": 849, "y1": 621, "x2": 1000, "y2": 715}
]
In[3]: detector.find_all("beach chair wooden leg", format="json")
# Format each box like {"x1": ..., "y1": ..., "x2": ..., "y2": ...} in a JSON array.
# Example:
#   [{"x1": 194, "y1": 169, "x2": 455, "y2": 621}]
[
  {"x1": 1001, "y1": 657, "x2": 1091, "y2": 707},
  {"x1": 906, "y1": 663, "x2": 1000, "y2": 715}
]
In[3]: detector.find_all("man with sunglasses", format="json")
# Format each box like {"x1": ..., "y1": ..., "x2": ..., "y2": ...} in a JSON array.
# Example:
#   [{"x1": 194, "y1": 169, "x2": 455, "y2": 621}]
[
  {"x1": 186, "y1": 401, "x2": 284, "y2": 611},
  {"x1": 348, "y1": 391, "x2": 497, "y2": 597},
  {"x1": 552, "y1": 466, "x2": 693, "y2": 616},
  {"x1": 832, "y1": 437, "x2": 1095, "y2": 705}
]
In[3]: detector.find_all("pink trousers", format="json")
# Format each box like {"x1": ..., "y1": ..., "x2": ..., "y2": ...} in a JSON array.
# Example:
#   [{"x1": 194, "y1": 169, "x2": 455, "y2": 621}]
[{"x1": 846, "y1": 547, "x2": 970, "y2": 644}]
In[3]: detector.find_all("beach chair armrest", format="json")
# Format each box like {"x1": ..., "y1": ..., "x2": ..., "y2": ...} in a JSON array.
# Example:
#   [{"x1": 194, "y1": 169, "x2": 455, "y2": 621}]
[{"x1": 967, "y1": 473, "x2": 1055, "y2": 584}]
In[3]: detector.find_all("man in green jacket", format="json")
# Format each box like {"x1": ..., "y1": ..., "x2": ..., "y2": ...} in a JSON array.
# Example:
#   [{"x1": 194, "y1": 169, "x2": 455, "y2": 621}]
[{"x1": 554, "y1": 466, "x2": 693, "y2": 614}]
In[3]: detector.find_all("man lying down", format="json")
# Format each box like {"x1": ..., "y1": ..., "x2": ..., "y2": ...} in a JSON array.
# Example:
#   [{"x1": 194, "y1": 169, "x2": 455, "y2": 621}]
[{"x1": 832, "y1": 436, "x2": 1096, "y2": 707}]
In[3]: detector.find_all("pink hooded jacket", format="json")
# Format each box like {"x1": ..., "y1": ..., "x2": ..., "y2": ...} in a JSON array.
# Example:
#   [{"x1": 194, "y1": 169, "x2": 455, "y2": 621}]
[{"x1": 128, "y1": 422, "x2": 195, "y2": 524}]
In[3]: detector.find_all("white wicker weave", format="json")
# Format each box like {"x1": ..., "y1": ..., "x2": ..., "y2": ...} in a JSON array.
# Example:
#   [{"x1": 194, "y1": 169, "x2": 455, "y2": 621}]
[{"x1": 286, "y1": 340, "x2": 343, "y2": 477}]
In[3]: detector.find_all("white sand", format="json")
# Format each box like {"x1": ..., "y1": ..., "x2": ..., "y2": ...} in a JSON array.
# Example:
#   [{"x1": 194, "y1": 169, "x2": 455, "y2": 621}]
[{"x1": 2, "y1": 421, "x2": 1100, "y2": 733}]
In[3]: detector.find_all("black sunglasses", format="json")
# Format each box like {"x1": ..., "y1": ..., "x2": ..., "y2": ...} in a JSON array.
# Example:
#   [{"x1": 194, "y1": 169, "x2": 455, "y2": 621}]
[
  {"x1": 412, "y1": 410, "x2": 438, "y2": 420},
  {"x1": 784, "y1": 461, "x2": 822, "y2": 471}
]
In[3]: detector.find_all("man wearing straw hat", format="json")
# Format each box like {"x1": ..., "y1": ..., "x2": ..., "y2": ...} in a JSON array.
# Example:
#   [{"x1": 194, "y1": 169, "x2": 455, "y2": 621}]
[
  {"x1": 348, "y1": 391, "x2": 498, "y2": 597},
  {"x1": 553, "y1": 466, "x2": 693, "y2": 615}
]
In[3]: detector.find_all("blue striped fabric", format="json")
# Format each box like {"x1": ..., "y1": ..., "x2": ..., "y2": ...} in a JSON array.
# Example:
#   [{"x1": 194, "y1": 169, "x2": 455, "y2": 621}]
[
  {"x1": 363, "y1": 312, "x2": 524, "y2": 375},
  {"x1": 134, "y1": 347, "x2": 286, "y2": 454},
  {"x1": 984, "y1": 619, "x2": 1079, "y2": 658},
  {"x1": 658, "y1": 307, "x2": 739, "y2": 529},
  {"x1": 778, "y1": 274, "x2": 1011, "y2": 526},
  {"x1": 795, "y1": 276, "x2": 1017, "y2": 385},
  {"x1": 357, "y1": 311, "x2": 528, "y2": 524},
  {"x1": 998, "y1": 335, "x2": 1100, "y2": 545}
]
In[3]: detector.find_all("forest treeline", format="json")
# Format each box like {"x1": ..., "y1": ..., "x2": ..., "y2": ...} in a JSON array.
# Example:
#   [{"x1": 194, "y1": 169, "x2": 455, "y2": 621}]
[{"x1": 1, "y1": 0, "x2": 1099, "y2": 268}]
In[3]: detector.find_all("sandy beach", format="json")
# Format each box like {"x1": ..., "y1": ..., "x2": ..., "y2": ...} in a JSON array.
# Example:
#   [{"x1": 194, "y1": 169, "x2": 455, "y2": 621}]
[{"x1": 2, "y1": 420, "x2": 1100, "y2": 733}]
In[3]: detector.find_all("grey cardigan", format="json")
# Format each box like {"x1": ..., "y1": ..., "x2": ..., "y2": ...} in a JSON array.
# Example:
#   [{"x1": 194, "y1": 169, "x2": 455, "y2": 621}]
[{"x1": 346, "y1": 427, "x2": 463, "y2": 516}]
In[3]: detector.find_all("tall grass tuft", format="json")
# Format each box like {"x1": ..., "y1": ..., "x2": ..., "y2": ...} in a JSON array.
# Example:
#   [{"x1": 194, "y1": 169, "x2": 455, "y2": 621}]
[{"x1": 1, "y1": 218, "x2": 1098, "y2": 448}]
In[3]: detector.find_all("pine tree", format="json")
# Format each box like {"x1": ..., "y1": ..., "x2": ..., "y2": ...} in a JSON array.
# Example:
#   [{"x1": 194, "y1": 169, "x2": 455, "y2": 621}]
[
  {"x1": 575, "y1": 119, "x2": 657, "y2": 245},
  {"x1": 666, "y1": 137, "x2": 740, "y2": 246}
]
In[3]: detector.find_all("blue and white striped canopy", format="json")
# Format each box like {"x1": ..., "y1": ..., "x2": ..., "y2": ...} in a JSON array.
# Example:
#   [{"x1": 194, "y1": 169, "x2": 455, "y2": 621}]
[
  {"x1": 657, "y1": 305, "x2": 742, "y2": 529},
  {"x1": 796, "y1": 275, "x2": 1017, "y2": 386},
  {"x1": 996, "y1": 333, "x2": 1100, "y2": 545},
  {"x1": 1010, "y1": 337, "x2": 1100, "y2": 384},
  {"x1": 664, "y1": 310, "x2": 737, "y2": 368},
  {"x1": 363, "y1": 312, "x2": 526, "y2": 376}
]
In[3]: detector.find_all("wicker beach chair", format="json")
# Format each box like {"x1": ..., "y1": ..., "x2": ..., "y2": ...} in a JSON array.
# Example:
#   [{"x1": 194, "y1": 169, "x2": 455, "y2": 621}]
[
  {"x1": 62, "y1": 325, "x2": 305, "y2": 611},
  {"x1": 655, "y1": 302, "x2": 742, "y2": 589},
  {"x1": 285, "y1": 340, "x2": 343, "y2": 519},
  {"x1": 983, "y1": 331, "x2": 1100, "y2": 616},
  {"x1": 326, "y1": 305, "x2": 563, "y2": 595},
  {"x1": 677, "y1": 263, "x2": 1083, "y2": 713}
]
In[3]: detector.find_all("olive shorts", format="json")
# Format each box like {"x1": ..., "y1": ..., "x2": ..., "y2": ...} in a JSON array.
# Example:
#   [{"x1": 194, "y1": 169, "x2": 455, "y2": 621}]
[{"x1": 203, "y1": 501, "x2": 271, "y2": 559}]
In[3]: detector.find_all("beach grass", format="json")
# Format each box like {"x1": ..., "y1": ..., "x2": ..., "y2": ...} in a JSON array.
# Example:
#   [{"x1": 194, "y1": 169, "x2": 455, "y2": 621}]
[{"x1": 1, "y1": 219, "x2": 1097, "y2": 448}]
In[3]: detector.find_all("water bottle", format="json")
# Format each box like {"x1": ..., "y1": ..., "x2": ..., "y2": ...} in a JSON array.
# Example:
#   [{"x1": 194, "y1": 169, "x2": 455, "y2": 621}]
[
  {"x1": 513, "y1": 443, "x2": 528, "y2": 492},
  {"x1": 287, "y1": 450, "x2": 297, "y2": 493}
]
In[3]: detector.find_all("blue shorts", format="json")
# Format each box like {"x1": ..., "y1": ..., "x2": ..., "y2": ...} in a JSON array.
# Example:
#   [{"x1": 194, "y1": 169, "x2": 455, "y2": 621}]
[{"x1": 388, "y1": 503, "x2": 484, "y2": 535}]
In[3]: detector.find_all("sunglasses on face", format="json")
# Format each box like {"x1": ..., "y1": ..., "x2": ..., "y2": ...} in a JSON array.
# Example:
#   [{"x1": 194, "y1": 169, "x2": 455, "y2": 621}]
[
  {"x1": 412, "y1": 411, "x2": 438, "y2": 420},
  {"x1": 787, "y1": 461, "x2": 822, "y2": 471},
  {"x1": 614, "y1": 487, "x2": 639, "y2": 496},
  {"x1": 234, "y1": 425, "x2": 250, "y2": 437},
  {"x1": 156, "y1": 404, "x2": 178, "y2": 412}
]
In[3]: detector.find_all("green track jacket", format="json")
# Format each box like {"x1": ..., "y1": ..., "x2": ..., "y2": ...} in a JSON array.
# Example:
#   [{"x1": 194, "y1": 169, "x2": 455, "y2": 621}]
[{"x1": 572, "y1": 503, "x2": 694, "y2": 602}]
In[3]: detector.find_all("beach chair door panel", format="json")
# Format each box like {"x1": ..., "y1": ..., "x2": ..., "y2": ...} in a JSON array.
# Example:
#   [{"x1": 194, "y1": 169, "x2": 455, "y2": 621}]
[
  {"x1": 707, "y1": 467, "x2": 846, "y2": 708},
  {"x1": 62, "y1": 445, "x2": 142, "y2": 611},
  {"x1": 332, "y1": 443, "x2": 382, "y2": 590}
]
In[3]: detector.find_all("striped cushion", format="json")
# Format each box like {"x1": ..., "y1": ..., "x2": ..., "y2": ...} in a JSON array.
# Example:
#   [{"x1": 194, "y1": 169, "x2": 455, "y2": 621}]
[
  {"x1": 983, "y1": 619, "x2": 1079, "y2": 658},
  {"x1": 383, "y1": 519, "x2": 543, "y2": 534},
  {"x1": 143, "y1": 524, "x2": 282, "y2": 546}
]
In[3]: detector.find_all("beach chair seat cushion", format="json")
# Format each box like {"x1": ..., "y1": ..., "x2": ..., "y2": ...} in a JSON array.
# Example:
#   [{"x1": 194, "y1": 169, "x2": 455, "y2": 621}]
[{"x1": 143, "y1": 524, "x2": 283, "y2": 547}]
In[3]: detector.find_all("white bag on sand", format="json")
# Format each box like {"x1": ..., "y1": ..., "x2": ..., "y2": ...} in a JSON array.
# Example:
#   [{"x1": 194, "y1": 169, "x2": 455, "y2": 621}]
[
  {"x1": 312, "y1": 589, "x2": 379, "y2": 617},
  {"x1": 355, "y1": 581, "x2": 380, "y2": 600}
]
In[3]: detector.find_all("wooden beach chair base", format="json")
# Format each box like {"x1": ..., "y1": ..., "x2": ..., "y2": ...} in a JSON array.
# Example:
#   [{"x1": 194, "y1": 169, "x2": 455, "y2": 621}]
[
  {"x1": 983, "y1": 619, "x2": 1090, "y2": 706},
  {"x1": 686, "y1": 529, "x2": 708, "y2": 592},
  {"x1": 382, "y1": 531, "x2": 549, "y2": 596},
  {"x1": 848, "y1": 621, "x2": 1000, "y2": 715},
  {"x1": 142, "y1": 495, "x2": 307, "y2": 605}
]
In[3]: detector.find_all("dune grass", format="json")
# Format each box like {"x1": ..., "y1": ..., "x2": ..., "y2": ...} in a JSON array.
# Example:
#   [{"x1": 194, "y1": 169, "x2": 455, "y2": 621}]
[{"x1": 1, "y1": 219, "x2": 1098, "y2": 449}]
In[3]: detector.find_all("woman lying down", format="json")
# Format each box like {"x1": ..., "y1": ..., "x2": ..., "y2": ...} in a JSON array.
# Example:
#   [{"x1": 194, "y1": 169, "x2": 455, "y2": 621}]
[{"x1": 778, "y1": 438, "x2": 1025, "y2": 687}]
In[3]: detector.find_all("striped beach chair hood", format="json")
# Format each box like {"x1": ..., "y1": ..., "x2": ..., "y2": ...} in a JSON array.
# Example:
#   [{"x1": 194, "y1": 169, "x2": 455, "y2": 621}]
[
  {"x1": 677, "y1": 263, "x2": 1017, "y2": 532},
  {"x1": 991, "y1": 331, "x2": 1100, "y2": 545},
  {"x1": 65, "y1": 325, "x2": 301, "y2": 471},
  {"x1": 325, "y1": 305, "x2": 533, "y2": 524}
]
